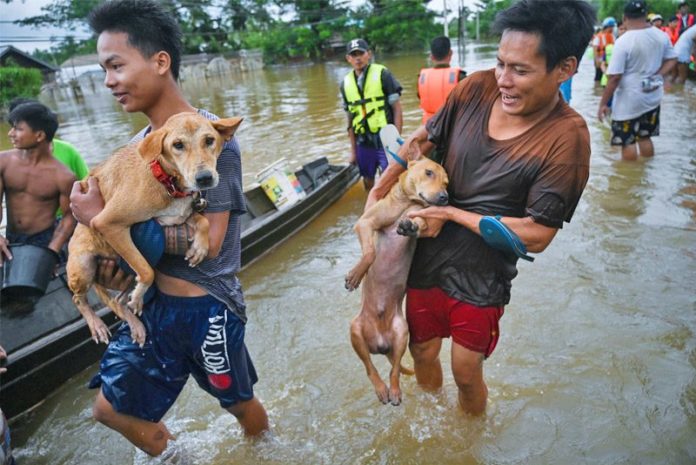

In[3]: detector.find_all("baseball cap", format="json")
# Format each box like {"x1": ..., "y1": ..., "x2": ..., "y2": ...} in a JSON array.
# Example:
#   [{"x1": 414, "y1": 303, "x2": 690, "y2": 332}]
[
  {"x1": 346, "y1": 38, "x2": 369, "y2": 54},
  {"x1": 602, "y1": 17, "x2": 617, "y2": 27},
  {"x1": 650, "y1": 14, "x2": 663, "y2": 22},
  {"x1": 624, "y1": 0, "x2": 647, "y2": 16}
]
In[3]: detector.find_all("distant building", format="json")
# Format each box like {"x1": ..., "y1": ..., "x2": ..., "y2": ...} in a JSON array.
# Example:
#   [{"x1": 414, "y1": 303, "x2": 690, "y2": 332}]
[
  {"x1": 0, "y1": 45, "x2": 59, "y2": 82},
  {"x1": 59, "y1": 54, "x2": 103, "y2": 82}
]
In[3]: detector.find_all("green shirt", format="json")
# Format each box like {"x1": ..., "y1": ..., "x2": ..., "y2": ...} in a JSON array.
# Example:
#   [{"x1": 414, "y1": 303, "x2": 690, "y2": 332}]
[
  {"x1": 52, "y1": 138, "x2": 88, "y2": 217},
  {"x1": 52, "y1": 138, "x2": 89, "y2": 180}
]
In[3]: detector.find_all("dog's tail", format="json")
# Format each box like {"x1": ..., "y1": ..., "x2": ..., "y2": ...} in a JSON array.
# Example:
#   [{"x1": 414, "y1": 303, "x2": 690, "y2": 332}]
[{"x1": 400, "y1": 364, "x2": 415, "y2": 376}]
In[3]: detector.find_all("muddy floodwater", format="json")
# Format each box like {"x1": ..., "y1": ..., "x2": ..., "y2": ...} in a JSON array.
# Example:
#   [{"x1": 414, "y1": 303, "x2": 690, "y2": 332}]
[{"x1": 1, "y1": 42, "x2": 695, "y2": 465}]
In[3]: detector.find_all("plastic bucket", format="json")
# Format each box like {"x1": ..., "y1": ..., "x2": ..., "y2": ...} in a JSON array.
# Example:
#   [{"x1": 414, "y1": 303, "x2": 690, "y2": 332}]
[
  {"x1": 256, "y1": 159, "x2": 306, "y2": 210},
  {"x1": 2, "y1": 244, "x2": 59, "y2": 299}
]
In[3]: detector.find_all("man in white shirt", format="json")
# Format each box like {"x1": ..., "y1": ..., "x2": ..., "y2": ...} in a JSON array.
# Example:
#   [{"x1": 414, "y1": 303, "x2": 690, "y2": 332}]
[
  {"x1": 598, "y1": 0, "x2": 677, "y2": 161},
  {"x1": 673, "y1": 25, "x2": 696, "y2": 84}
]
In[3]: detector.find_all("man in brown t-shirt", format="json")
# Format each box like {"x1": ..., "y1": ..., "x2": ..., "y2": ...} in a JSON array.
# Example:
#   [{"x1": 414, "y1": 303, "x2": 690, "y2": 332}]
[{"x1": 367, "y1": 0, "x2": 594, "y2": 416}]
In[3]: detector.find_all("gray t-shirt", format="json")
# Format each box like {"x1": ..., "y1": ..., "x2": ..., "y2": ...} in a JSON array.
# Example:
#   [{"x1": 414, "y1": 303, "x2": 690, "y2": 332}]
[
  {"x1": 674, "y1": 25, "x2": 696, "y2": 62},
  {"x1": 607, "y1": 26, "x2": 676, "y2": 121},
  {"x1": 131, "y1": 109, "x2": 248, "y2": 322}
]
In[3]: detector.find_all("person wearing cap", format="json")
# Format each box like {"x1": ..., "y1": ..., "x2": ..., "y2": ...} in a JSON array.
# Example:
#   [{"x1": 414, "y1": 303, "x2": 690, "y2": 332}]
[
  {"x1": 663, "y1": 15, "x2": 681, "y2": 45},
  {"x1": 676, "y1": 1, "x2": 695, "y2": 36},
  {"x1": 340, "y1": 38, "x2": 403, "y2": 191},
  {"x1": 673, "y1": 22, "x2": 696, "y2": 83},
  {"x1": 651, "y1": 14, "x2": 664, "y2": 29},
  {"x1": 592, "y1": 17, "x2": 616, "y2": 82},
  {"x1": 365, "y1": 0, "x2": 594, "y2": 417},
  {"x1": 417, "y1": 36, "x2": 467, "y2": 125},
  {"x1": 598, "y1": 0, "x2": 677, "y2": 161}
]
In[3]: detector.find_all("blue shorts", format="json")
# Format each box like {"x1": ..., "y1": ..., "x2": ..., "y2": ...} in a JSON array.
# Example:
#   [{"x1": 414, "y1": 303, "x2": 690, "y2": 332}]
[
  {"x1": 356, "y1": 144, "x2": 388, "y2": 180},
  {"x1": 89, "y1": 290, "x2": 258, "y2": 423}
]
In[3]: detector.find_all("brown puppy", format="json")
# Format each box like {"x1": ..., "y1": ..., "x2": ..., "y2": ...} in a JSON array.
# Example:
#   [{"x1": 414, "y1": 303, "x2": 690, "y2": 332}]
[
  {"x1": 67, "y1": 112, "x2": 242, "y2": 346},
  {"x1": 346, "y1": 147, "x2": 449, "y2": 405}
]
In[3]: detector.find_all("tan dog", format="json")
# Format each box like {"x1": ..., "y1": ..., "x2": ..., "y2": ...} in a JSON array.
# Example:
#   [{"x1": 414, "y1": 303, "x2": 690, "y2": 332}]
[
  {"x1": 345, "y1": 147, "x2": 449, "y2": 405},
  {"x1": 67, "y1": 112, "x2": 242, "y2": 346}
]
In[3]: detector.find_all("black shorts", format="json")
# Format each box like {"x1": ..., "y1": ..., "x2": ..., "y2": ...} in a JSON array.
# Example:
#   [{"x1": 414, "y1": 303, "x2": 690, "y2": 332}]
[{"x1": 611, "y1": 106, "x2": 660, "y2": 146}]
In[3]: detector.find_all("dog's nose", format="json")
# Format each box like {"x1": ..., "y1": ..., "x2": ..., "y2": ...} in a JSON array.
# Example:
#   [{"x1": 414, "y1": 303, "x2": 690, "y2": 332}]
[
  {"x1": 195, "y1": 170, "x2": 214, "y2": 188},
  {"x1": 436, "y1": 192, "x2": 449, "y2": 205}
]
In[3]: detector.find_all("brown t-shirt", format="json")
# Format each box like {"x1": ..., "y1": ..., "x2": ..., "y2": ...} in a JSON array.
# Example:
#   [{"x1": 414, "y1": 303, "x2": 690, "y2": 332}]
[{"x1": 408, "y1": 69, "x2": 590, "y2": 306}]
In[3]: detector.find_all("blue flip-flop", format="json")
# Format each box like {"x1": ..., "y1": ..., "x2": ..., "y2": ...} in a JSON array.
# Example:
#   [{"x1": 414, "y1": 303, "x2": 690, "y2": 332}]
[
  {"x1": 379, "y1": 124, "x2": 408, "y2": 169},
  {"x1": 479, "y1": 216, "x2": 534, "y2": 262}
]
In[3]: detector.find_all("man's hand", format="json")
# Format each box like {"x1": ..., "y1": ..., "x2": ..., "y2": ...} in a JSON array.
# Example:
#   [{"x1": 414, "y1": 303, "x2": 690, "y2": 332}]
[
  {"x1": 406, "y1": 206, "x2": 452, "y2": 238},
  {"x1": 0, "y1": 234, "x2": 12, "y2": 267},
  {"x1": 70, "y1": 177, "x2": 105, "y2": 226},
  {"x1": 96, "y1": 257, "x2": 134, "y2": 292},
  {"x1": 597, "y1": 105, "x2": 611, "y2": 123}
]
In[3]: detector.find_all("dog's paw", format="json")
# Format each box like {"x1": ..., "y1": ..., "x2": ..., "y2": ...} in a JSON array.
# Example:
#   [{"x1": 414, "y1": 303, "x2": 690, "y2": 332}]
[
  {"x1": 87, "y1": 316, "x2": 112, "y2": 344},
  {"x1": 344, "y1": 272, "x2": 361, "y2": 292},
  {"x1": 185, "y1": 241, "x2": 208, "y2": 267},
  {"x1": 397, "y1": 218, "x2": 419, "y2": 237},
  {"x1": 127, "y1": 294, "x2": 144, "y2": 316},
  {"x1": 389, "y1": 385, "x2": 402, "y2": 406},
  {"x1": 374, "y1": 382, "x2": 390, "y2": 405},
  {"x1": 127, "y1": 318, "x2": 147, "y2": 348}
]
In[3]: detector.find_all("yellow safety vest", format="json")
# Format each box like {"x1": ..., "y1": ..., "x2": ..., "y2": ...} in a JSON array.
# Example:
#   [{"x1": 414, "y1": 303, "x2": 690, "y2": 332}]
[{"x1": 343, "y1": 64, "x2": 388, "y2": 135}]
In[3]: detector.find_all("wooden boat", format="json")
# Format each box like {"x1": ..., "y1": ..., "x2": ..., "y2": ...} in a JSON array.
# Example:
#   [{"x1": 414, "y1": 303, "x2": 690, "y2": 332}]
[{"x1": 0, "y1": 157, "x2": 359, "y2": 421}]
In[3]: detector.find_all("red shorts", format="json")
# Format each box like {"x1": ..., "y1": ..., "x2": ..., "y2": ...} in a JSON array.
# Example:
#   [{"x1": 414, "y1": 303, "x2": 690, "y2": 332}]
[{"x1": 406, "y1": 287, "x2": 504, "y2": 358}]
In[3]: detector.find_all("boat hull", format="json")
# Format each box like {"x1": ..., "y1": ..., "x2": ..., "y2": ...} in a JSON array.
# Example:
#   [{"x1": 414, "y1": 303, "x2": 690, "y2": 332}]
[{"x1": 0, "y1": 159, "x2": 359, "y2": 421}]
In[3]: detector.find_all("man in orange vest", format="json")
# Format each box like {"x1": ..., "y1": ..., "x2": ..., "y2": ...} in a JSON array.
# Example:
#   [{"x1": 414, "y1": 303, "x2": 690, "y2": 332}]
[
  {"x1": 664, "y1": 16, "x2": 680, "y2": 45},
  {"x1": 676, "y1": 1, "x2": 695, "y2": 36},
  {"x1": 592, "y1": 17, "x2": 616, "y2": 82},
  {"x1": 417, "y1": 36, "x2": 466, "y2": 125}
]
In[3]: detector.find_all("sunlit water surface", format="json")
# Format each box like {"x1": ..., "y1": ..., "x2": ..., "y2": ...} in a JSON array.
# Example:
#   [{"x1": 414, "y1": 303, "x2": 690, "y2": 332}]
[{"x1": 1, "y1": 42, "x2": 695, "y2": 465}]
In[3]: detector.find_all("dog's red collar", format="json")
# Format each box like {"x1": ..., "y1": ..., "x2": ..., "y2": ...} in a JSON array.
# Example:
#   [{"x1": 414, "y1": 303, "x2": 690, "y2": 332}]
[{"x1": 149, "y1": 159, "x2": 191, "y2": 198}]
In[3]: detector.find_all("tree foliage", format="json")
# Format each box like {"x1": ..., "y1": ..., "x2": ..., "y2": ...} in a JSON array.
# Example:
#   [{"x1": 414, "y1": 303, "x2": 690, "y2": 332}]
[
  {"x1": 11, "y1": 0, "x2": 447, "y2": 64},
  {"x1": 0, "y1": 67, "x2": 43, "y2": 108}
]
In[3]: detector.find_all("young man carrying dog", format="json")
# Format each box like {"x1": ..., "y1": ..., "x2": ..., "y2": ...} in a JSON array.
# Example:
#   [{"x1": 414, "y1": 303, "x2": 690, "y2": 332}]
[
  {"x1": 69, "y1": 0, "x2": 268, "y2": 457},
  {"x1": 367, "y1": 0, "x2": 595, "y2": 416},
  {"x1": 0, "y1": 102, "x2": 76, "y2": 265}
]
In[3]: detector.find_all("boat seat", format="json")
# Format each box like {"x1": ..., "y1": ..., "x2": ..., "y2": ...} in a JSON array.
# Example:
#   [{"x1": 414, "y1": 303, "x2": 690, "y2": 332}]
[
  {"x1": 301, "y1": 157, "x2": 330, "y2": 186},
  {"x1": 244, "y1": 186, "x2": 276, "y2": 217}
]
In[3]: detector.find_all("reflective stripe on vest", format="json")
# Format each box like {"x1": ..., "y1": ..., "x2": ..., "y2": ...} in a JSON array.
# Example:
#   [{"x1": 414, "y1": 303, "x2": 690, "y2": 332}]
[
  {"x1": 343, "y1": 64, "x2": 388, "y2": 135},
  {"x1": 417, "y1": 66, "x2": 461, "y2": 124}
]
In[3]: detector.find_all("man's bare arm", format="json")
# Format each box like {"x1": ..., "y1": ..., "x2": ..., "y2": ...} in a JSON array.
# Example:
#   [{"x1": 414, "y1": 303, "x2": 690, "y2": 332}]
[
  {"x1": 162, "y1": 210, "x2": 230, "y2": 258},
  {"x1": 658, "y1": 58, "x2": 677, "y2": 78},
  {"x1": 47, "y1": 175, "x2": 78, "y2": 253},
  {"x1": 408, "y1": 206, "x2": 558, "y2": 252},
  {"x1": 598, "y1": 74, "x2": 621, "y2": 122},
  {"x1": 346, "y1": 113, "x2": 357, "y2": 165},
  {"x1": 0, "y1": 155, "x2": 11, "y2": 264},
  {"x1": 391, "y1": 100, "x2": 403, "y2": 134}
]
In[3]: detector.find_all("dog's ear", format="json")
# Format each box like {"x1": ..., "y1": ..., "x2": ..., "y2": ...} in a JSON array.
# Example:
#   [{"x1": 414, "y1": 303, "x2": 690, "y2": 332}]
[
  {"x1": 138, "y1": 128, "x2": 168, "y2": 162},
  {"x1": 212, "y1": 117, "x2": 243, "y2": 141},
  {"x1": 406, "y1": 139, "x2": 423, "y2": 162}
]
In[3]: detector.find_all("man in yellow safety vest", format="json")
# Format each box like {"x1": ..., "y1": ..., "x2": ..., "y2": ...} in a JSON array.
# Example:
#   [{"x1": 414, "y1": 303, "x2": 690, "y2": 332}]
[{"x1": 340, "y1": 38, "x2": 403, "y2": 191}]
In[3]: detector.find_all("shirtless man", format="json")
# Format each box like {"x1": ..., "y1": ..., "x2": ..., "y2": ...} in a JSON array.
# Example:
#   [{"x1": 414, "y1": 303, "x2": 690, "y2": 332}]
[{"x1": 0, "y1": 102, "x2": 76, "y2": 265}]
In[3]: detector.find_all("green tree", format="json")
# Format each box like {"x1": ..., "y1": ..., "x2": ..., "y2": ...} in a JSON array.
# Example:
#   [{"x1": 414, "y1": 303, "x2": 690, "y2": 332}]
[
  {"x1": 0, "y1": 67, "x2": 43, "y2": 109},
  {"x1": 354, "y1": 0, "x2": 439, "y2": 53},
  {"x1": 465, "y1": 0, "x2": 515, "y2": 39}
]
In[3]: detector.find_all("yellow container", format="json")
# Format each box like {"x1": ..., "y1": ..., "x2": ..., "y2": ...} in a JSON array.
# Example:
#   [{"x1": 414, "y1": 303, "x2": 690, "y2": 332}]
[{"x1": 256, "y1": 159, "x2": 306, "y2": 210}]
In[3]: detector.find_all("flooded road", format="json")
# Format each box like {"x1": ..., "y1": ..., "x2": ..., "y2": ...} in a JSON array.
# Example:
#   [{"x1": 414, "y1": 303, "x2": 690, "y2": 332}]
[{"x1": 2, "y1": 42, "x2": 695, "y2": 464}]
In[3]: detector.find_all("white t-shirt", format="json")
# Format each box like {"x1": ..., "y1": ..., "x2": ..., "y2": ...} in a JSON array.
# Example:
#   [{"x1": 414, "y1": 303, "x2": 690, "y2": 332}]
[
  {"x1": 607, "y1": 26, "x2": 677, "y2": 121},
  {"x1": 674, "y1": 25, "x2": 696, "y2": 63}
]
